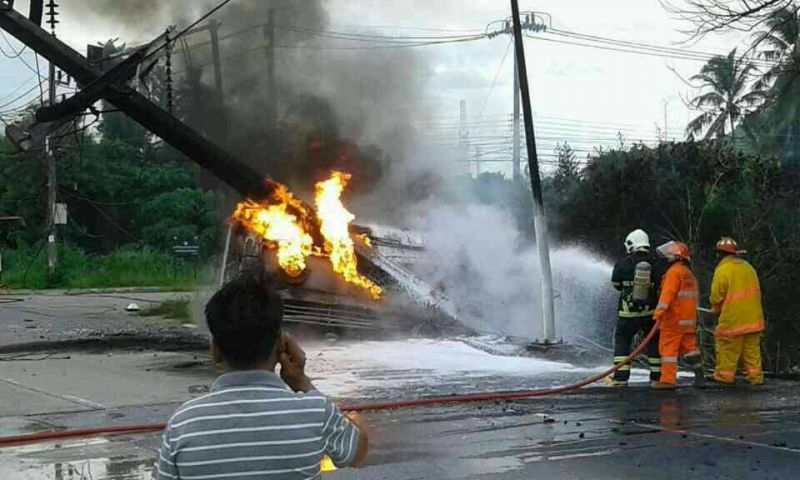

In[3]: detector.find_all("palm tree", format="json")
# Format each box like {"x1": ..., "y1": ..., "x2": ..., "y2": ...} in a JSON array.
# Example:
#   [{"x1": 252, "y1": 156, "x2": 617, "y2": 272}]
[
  {"x1": 753, "y1": 7, "x2": 800, "y2": 99},
  {"x1": 751, "y1": 7, "x2": 800, "y2": 132},
  {"x1": 686, "y1": 48, "x2": 765, "y2": 140}
]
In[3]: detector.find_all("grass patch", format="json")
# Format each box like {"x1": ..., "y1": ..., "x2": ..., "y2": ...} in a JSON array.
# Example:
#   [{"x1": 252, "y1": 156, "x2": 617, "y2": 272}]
[
  {"x1": 1, "y1": 245, "x2": 208, "y2": 290},
  {"x1": 139, "y1": 299, "x2": 191, "y2": 322}
]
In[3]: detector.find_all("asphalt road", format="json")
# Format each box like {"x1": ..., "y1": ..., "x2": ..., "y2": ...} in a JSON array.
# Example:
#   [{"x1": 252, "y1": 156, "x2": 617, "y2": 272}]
[
  {"x1": 1, "y1": 293, "x2": 799, "y2": 479},
  {"x1": 2, "y1": 381, "x2": 799, "y2": 479}
]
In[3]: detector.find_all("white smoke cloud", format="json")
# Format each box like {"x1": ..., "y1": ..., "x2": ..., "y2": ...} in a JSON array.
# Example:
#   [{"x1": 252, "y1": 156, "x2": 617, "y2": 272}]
[{"x1": 405, "y1": 200, "x2": 617, "y2": 341}]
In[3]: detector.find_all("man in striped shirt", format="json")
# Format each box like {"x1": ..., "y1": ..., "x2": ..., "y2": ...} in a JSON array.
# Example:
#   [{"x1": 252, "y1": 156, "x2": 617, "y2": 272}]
[{"x1": 155, "y1": 274, "x2": 369, "y2": 479}]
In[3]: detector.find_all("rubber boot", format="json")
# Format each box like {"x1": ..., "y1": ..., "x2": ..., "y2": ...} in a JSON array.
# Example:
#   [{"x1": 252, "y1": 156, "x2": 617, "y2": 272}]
[
  {"x1": 693, "y1": 368, "x2": 706, "y2": 388},
  {"x1": 604, "y1": 376, "x2": 628, "y2": 388}
]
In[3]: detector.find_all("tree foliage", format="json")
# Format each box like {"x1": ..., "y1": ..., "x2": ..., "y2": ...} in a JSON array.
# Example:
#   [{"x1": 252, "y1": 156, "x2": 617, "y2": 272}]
[
  {"x1": 547, "y1": 141, "x2": 799, "y2": 369},
  {"x1": 687, "y1": 49, "x2": 765, "y2": 140}
]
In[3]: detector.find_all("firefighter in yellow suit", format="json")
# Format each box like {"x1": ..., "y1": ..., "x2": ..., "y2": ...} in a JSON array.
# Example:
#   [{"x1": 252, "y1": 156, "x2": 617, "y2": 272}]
[{"x1": 709, "y1": 237, "x2": 765, "y2": 385}]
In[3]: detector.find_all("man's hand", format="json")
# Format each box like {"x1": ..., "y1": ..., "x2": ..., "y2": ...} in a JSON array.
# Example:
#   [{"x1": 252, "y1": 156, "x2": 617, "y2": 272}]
[
  {"x1": 345, "y1": 412, "x2": 370, "y2": 467},
  {"x1": 278, "y1": 333, "x2": 315, "y2": 393}
]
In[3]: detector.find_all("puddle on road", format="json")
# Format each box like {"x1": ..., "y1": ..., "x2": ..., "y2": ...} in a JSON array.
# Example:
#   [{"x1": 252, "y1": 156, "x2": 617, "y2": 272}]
[{"x1": 0, "y1": 436, "x2": 155, "y2": 480}]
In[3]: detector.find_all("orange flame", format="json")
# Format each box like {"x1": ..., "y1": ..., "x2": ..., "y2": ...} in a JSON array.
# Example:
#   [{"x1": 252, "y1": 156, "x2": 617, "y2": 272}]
[
  {"x1": 232, "y1": 184, "x2": 313, "y2": 278},
  {"x1": 315, "y1": 171, "x2": 382, "y2": 299},
  {"x1": 231, "y1": 173, "x2": 381, "y2": 299}
]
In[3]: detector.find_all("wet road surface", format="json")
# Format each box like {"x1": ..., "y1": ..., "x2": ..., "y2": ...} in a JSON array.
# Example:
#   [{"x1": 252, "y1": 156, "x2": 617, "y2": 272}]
[
  {"x1": 0, "y1": 295, "x2": 797, "y2": 479},
  {"x1": 2, "y1": 373, "x2": 799, "y2": 479}
]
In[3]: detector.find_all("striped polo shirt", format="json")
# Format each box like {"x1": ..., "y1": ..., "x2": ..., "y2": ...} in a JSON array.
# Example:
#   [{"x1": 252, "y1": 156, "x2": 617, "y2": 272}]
[{"x1": 155, "y1": 371, "x2": 361, "y2": 480}]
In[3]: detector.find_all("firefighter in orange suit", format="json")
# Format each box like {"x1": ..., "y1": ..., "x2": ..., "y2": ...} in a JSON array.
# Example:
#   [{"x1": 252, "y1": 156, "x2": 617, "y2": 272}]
[
  {"x1": 710, "y1": 237, "x2": 764, "y2": 385},
  {"x1": 651, "y1": 241, "x2": 704, "y2": 389}
]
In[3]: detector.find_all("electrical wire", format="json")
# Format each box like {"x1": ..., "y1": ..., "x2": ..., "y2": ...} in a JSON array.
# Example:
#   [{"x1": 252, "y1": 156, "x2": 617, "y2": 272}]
[
  {"x1": 277, "y1": 24, "x2": 488, "y2": 43},
  {"x1": 69, "y1": 0, "x2": 238, "y2": 100},
  {"x1": 0, "y1": 29, "x2": 27, "y2": 59},
  {"x1": 476, "y1": 38, "x2": 513, "y2": 129},
  {"x1": 140, "y1": 0, "x2": 237, "y2": 66},
  {"x1": 549, "y1": 28, "x2": 779, "y2": 68},
  {"x1": 0, "y1": 79, "x2": 46, "y2": 111},
  {"x1": 529, "y1": 30, "x2": 778, "y2": 68},
  {"x1": 0, "y1": 75, "x2": 36, "y2": 104}
]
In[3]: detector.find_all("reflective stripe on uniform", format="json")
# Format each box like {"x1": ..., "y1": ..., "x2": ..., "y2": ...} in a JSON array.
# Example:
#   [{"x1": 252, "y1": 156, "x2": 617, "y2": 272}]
[
  {"x1": 613, "y1": 356, "x2": 628, "y2": 363},
  {"x1": 649, "y1": 366, "x2": 661, "y2": 373},
  {"x1": 617, "y1": 364, "x2": 631, "y2": 371},
  {"x1": 678, "y1": 320, "x2": 695, "y2": 327},
  {"x1": 723, "y1": 286, "x2": 760, "y2": 305},
  {"x1": 715, "y1": 323, "x2": 764, "y2": 338},
  {"x1": 648, "y1": 357, "x2": 661, "y2": 364},
  {"x1": 746, "y1": 367, "x2": 762, "y2": 377},
  {"x1": 714, "y1": 369, "x2": 736, "y2": 383},
  {"x1": 656, "y1": 302, "x2": 669, "y2": 310},
  {"x1": 618, "y1": 310, "x2": 655, "y2": 318},
  {"x1": 684, "y1": 351, "x2": 701, "y2": 359},
  {"x1": 661, "y1": 356, "x2": 678, "y2": 364},
  {"x1": 677, "y1": 290, "x2": 698, "y2": 299}
]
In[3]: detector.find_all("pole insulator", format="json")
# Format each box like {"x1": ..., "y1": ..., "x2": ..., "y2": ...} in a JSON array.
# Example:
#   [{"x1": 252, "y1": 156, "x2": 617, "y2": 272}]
[{"x1": 44, "y1": 0, "x2": 57, "y2": 33}]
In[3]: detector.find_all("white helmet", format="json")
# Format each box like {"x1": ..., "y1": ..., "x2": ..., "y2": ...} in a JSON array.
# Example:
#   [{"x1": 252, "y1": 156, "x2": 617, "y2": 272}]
[{"x1": 624, "y1": 229, "x2": 650, "y2": 254}]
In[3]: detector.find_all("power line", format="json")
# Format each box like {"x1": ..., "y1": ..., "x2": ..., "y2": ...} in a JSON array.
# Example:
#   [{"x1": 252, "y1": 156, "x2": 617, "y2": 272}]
[
  {"x1": 276, "y1": 24, "x2": 487, "y2": 43},
  {"x1": 0, "y1": 75, "x2": 36, "y2": 104},
  {"x1": 140, "y1": 0, "x2": 237, "y2": 66},
  {"x1": 476, "y1": 38, "x2": 513, "y2": 127},
  {"x1": 0, "y1": 79, "x2": 46, "y2": 111},
  {"x1": 0, "y1": 29, "x2": 27, "y2": 59},
  {"x1": 327, "y1": 23, "x2": 483, "y2": 34},
  {"x1": 549, "y1": 28, "x2": 779, "y2": 67},
  {"x1": 528, "y1": 29, "x2": 778, "y2": 68}
]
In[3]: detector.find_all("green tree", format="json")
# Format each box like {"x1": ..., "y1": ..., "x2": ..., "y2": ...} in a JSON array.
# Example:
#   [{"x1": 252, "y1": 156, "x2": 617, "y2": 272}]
[
  {"x1": 547, "y1": 140, "x2": 800, "y2": 371},
  {"x1": 0, "y1": 136, "x2": 45, "y2": 246},
  {"x1": 687, "y1": 49, "x2": 765, "y2": 140},
  {"x1": 553, "y1": 142, "x2": 581, "y2": 193},
  {"x1": 749, "y1": 7, "x2": 800, "y2": 163},
  {"x1": 137, "y1": 188, "x2": 219, "y2": 254}
]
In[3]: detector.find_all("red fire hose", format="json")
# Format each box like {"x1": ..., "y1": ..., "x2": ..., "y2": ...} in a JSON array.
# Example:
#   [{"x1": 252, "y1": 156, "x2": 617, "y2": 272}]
[{"x1": 0, "y1": 322, "x2": 659, "y2": 447}]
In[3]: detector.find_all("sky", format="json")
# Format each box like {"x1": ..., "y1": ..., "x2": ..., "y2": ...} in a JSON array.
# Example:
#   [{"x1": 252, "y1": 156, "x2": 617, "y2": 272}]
[{"x1": 0, "y1": 0, "x2": 751, "y2": 177}]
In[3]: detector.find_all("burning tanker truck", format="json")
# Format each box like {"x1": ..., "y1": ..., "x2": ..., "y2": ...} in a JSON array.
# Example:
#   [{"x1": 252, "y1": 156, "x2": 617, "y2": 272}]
[{"x1": 221, "y1": 170, "x2": 466, "y2": 337}]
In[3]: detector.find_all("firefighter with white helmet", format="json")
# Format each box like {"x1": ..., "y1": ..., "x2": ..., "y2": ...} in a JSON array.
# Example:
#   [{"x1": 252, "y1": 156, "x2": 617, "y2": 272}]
[{"x1": 608, "y1": 229, "x2": 665, "y2": 387}]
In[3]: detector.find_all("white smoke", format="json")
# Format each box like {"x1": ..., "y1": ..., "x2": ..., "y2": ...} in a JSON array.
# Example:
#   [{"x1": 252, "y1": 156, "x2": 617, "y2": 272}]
[{"x1": 406, "y1": 201, "x2": 617, "y2": 341}]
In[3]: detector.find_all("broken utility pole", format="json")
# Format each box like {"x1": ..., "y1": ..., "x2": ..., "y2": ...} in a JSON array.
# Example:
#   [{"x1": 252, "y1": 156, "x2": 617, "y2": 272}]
[
  {"x1": 0, "y1": 1, "x2": 271, "y2": 200},
  {"x1": 510, "y1": 0, "x2": 557, "y2": 344}
]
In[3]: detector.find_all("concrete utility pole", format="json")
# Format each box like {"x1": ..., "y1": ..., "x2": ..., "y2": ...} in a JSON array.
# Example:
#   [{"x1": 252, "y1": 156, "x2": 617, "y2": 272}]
[
  {"x1": 45, "y1": 0, "x2": 57, "y2": 276},
  {"x1": 510, "y1": 0, "x2": 556, "y2": 343},
  {"x1": 263, "y1": 9, "x2": 277, "y2": 129},
  {"x1": 512, "y1": 54, "x2": 521, "y2": 182},
  {"x1": 459, "y1": 99, "x2": 470, "y2": 176}
]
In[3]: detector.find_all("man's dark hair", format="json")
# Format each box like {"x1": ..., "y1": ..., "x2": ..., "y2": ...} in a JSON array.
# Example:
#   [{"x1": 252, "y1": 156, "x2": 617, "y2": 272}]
[{"x1": 205, "y1": 273, "x2": 284, "y2": 369}]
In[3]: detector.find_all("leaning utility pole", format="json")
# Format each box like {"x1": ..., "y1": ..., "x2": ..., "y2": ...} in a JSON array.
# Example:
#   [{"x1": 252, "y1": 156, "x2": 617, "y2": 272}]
[
  {"x1": 485, "y1": 13, "x2": 546, "y2": 182},
  {"x1": 512, "y1": 54, "x2": 521, "y2": 182},
  {"x1": 45, "y1": 0, "x2": 57, "y2": 276},
  {"x1": 263, "y1": 9, "x2": 277, "y2": 129},
  {"x1": 510, "y1": 0, "x2": 556, "y2": 343}
]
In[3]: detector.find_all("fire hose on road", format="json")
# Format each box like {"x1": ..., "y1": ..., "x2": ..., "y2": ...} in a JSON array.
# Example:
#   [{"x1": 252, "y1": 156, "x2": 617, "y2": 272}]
[{"x1": 0, "y1": 321, "x2": 661, "y2": 447}]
